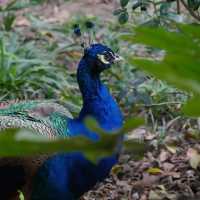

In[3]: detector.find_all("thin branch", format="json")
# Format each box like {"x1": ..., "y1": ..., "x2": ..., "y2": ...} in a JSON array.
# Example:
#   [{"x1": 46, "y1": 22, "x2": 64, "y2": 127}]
[
  {"x1": 176, "y1": 0, "x2": 180, "y2": 14},
  {"x1": 166, "y1": 116, "x2": 181, "y2": 130},
  {"x1": 138, "y1": 101, "x2": 182, "y2": 107},
  {"x1": 180, "y1": 0, "x2": 200, "y2": 21},
  {"x1": 148, "y1": 0, "x2": 168, "y2": 5}
]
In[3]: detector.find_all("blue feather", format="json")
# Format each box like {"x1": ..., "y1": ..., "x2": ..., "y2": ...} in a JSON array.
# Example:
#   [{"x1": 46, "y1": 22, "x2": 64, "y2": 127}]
[{"x1": 31, "y1": 153, "x2": 117, "y2": 200}]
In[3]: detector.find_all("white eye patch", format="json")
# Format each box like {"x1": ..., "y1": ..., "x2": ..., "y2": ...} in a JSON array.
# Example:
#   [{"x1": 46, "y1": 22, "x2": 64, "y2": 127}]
[{"x1": 97, "y1": 54, "x2": 110, "y2": 64}]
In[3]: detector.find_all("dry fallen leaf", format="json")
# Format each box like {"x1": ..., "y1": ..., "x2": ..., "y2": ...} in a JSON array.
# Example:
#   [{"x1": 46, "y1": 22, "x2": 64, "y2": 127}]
[
  {"x1": 146, "y1": 167, "x2": 163, "y2": 175},
  {"x1": 187, "y1": 148, "x2": 200, "y2": 169},
  {"x1": 149, "y1": 185, "x2": 177, "y2": 200},
  {"x1": 149, "y1": 190, "x2": 162, "y2": 200},
  {"x1": 111, "y1": 164, "x2": 123, "y2": 175},
  {"x1": 126, "y1": 127, "x2": 146, "y2": 141},
  {"x1": 159, "y1": 150, "x2": 170, "y2": 162},
  {"x1": 162, "y1": 162, "x2": 174, "y2": 172},
  {"x1": 165, "y1": 144, "x2": 177, "y2": 154}
]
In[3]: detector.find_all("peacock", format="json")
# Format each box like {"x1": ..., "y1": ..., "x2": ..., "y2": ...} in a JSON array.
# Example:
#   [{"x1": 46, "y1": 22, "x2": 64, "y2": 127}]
[{"x1": 0, "y1": 26, "x2": 124, "y2": 200}]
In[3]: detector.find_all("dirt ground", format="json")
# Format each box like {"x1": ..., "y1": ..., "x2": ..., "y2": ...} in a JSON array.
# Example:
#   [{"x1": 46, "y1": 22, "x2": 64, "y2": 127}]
[
  {"x1": 14, "y1": 0, "x2": 118, "y2": 26},
  {"x1": 82, "y1": 121, "x2": 200, "y2": 200}
]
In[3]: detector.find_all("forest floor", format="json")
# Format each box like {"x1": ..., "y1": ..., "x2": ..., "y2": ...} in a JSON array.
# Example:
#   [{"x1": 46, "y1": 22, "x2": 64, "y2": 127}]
[
  {"x1": 5, "y1": 0, "x2": 200, "y2": 199},
  {"x1": 14, "y1": 0, "x2": 118, "y2": 26},
  {"x1": 82, "y1": 119, "x2": 200, "y2": 200}
]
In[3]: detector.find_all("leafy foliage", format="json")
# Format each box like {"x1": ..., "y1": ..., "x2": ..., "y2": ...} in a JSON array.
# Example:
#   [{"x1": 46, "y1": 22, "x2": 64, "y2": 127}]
[
  {"x1": 0, "y1": 0, "x2": 47, "y2": 31},
  {"x1": 120, "y1": 0, "x2": 130, "y2": 7},
  {"x1": 114, "y1": 0, "x2": 200, "y2": 25},
  {"x1": 188, "y1": 0, "x2": 200, "y2": 10},
  {"x1": 0, "y1": 33, "x2": 71, "y2": 100},
  {"x1": 18, "y1": 190, "x2": 25, "y2": 200},
  {"x1": 122, "y1": 24, "x2": 200, "y2": 116}
]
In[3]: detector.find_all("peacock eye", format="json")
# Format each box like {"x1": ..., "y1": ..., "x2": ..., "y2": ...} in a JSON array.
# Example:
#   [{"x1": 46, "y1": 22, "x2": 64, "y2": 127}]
[
  {"x1": 104, "y1": 51, "x2": 114, "y2": 62},
  {"x1": 97, "y1": 51, "x2": 115, "y2": 64}
]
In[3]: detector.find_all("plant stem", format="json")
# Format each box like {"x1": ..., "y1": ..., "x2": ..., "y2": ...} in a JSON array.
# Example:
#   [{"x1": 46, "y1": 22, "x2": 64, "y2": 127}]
[
  {"x1": 0, "y1": 39, "x2": 4, "y2": 69},
  {"x1": 177, "y1": 0, "x2": 180, "y2": 14},
  {"x1": 138, "y1": 101, "x2": 182, "y2": 107},
  {"x1": 180, "y1": 0, "x2": 200, "y2": 21}
]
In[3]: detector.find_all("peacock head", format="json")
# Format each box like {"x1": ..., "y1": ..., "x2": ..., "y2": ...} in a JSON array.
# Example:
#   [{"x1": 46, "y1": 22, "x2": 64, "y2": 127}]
[{"x1": 83, "y1": 43, "x2": 123, "y2": 73}]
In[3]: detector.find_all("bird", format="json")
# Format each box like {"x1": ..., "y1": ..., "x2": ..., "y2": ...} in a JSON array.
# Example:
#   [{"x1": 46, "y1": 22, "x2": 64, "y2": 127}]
[{"x1": 0, "y1": 43, "x2": 124, "y2": 200}]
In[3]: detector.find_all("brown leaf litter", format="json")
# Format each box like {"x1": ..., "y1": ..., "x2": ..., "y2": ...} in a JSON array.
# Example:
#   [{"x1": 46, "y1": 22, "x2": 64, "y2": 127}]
[{"x1": 82, "y1": 119, "x2": 200, "y2": 200}]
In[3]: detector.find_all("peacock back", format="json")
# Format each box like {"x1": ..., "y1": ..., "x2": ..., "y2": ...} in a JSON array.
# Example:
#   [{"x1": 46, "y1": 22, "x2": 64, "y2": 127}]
[{"x1": 0, "y1": 100, "x2": 73, "y2": 138}]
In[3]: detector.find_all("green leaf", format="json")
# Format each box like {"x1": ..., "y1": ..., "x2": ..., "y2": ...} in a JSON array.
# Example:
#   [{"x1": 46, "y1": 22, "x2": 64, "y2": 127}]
[
  {"x1": 0, "y1": 128, "x2": 118, "y2": 162},
  {"x1": 160, "y1": 2, "x2": 171, "y2": 15},
  {"x1": 85, "y1": 116, "x2": 145, "y2": 158},
  {"x1": 182, "y1": 96, "x2": 200, "y2": 117},
  {"x1": 4, "y1": 0, "x2": 29, "y2": 11},
  {"x1": 4, "y1": 0, "x2": 17, "y2": 10},
  {"x1": 122, "y1": 24, "x2": 200, "y2": 116},
  {"x1": 118, "y1": 117, "x2": 146, "y2": 159},
  {"x1": 120, "y1": 0, "x2": 130, "y2": 7},
  {"x1": 129, "y1": 59, "x2": 200, "y2": 95},
  {"x1": 3, "y1": 14, "x2": 16, "y2": 31},
  {"x1": 124, "y1": 139, "x2": 146, "y2": 159},
  {"x1": 30, "y1": 0, "x2": 46, "y2": 5},
  {"x1": 113, "y1": 8, "x2": 124, "y2": 15},
  {"x1": 0, "y1": 117, "x2": 145, "y2": 161},
  {"x1": 18, "y1": 190, "x2": 25, "y2": 200},
  {"x1": 85, "y1": 116, "x2": 144, "y2": 135},
  {"x1": 132, "y1": 2, "x2": 143, "y2": 10},
  {"x1": 118, "y1": 11, "x2": 129, "y2": 24},
  {"x1": 187, "y1": 0, "x2": 200, "y2": 10},
  {"x1": 119, "y1": 117, "x2": 145, "y2": 134}
]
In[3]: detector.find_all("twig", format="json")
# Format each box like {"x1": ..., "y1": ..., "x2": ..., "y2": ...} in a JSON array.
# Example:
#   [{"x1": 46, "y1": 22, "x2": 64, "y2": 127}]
[
  {"x1": 166, "y1": 116, "x2": 181, "y2": 130},
  {"x1": 177, "y1": 0, "x2": 180, "y2": 14},
  {"x1": 148, "y1": 0, "x2": 167, "y2": 5},
  {"x1": 0, "y1": 39, "x2": 4, "y2": 69},
  {"x1": 149, "y1": 108, "x2": 155, "y2": 125},
  {"x1": 138, "y1": 101, "x2": 182, "y2": 107},
  {"x1": 180, "y1": 0, "x2": 200, "y2": 21}
]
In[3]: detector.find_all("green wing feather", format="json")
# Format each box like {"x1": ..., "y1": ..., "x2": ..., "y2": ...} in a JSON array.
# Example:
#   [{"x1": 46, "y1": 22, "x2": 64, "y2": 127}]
[
  {"x1": 0, "y1": 100, "x2": 72, "y2": 117},
  {"x1": 0, "y1": 100, "x2": 72, "y2": 138}
]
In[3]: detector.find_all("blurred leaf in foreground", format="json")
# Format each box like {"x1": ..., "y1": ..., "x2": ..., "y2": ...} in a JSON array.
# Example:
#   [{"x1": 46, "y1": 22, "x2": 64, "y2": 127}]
[
  {"x1": 18, "y1": 190, "x2": 25, "y2": 200},
  {"x1": 0, "y1": 128, "x2": 117, "y2": 162},
  {"x1": 0, "y1": 117, "x2": 145, "y2": 161},
  {"x1": 121, "y1": 24, "x2": 200, "y2": 116}
]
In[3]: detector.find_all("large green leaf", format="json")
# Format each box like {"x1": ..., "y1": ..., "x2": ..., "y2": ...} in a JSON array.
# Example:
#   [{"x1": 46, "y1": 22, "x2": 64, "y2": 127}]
[
  {"x1": 120, "y1": 0, "x2": 130, "y2": 7},
  {"x1": 182, "y1": 96, "x2": 200, "y2": 116},
  {"x1": 121, "y1": 24, "x2": 200, "y2": 116},
  {"x1": 85, "y1": 117, "x2": 146, "y2": 158},
  {"x1": 0, "y1": 117, "x2": 145, "y2": 161},
  {"x1": 0, "y1": 129, "x2": 118, "y2": 161},
  {"x1": 188, "y1": 0, "x2": 200, "y2": 10}
]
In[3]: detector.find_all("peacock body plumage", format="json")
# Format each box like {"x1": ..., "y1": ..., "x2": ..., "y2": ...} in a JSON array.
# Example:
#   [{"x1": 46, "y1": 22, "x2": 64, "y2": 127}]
[
  {"x1": 0, "y1": 100, "x2": 72, "y2": 138},
  {"x1": 0, "y1": 43, "x2": 123, "y2": 200}
]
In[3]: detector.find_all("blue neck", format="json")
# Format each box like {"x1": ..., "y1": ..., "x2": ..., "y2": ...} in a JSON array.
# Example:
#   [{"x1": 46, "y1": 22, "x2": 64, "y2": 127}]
[
  {"x1": 77, "y1": 57, "x2": 123, "y2": 131},
  {"x1": 31, "y1": 54, "x2": 124, "y2": 200}
]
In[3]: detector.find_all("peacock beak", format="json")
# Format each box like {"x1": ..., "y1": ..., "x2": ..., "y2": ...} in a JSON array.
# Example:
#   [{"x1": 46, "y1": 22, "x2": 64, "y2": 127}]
[{"x1": 113, "y1": 54, "x2": 123, "y2": 63}]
